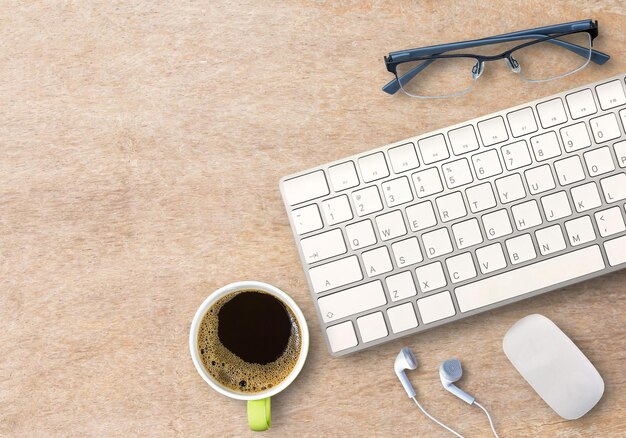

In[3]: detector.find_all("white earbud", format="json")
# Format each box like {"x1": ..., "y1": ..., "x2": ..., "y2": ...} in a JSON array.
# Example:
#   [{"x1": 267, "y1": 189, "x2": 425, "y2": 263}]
[
  {"x1": 395, "y1": 348, "x2": 464, "y2": 438},
  {"x1": 394, "y1": 347, "x2": 418, "y2": 398},
  {"x1": 439, "y1": 358, "x2": 475, "y2": 405}
]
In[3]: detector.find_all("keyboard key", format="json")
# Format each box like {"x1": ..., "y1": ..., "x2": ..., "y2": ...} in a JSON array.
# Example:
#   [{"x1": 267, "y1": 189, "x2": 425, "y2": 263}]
[
  {"x1": 359, "y1": 152, "x2": 390, "y2": 182},
  {"x1": 352, "y1": 186, "x2": 383, "y2": 216},
  {"x1": 565, "y1": 89, "x2": 597, "y2": 119},
  {"x1": 536, "y1": 98, "x2": 568, "y2": 128},
  {"x1": 451, "y1": 218, "x2": 483, "y2": 249},
  {"x1": 614, "y1": 140, "x2": 626, "y2": 167},
  {"x1": 386, "y1": 271, "x2": 418, "y2": 302},
  {"x1": 322, "y1": 195, "x2": 353, "y2": 225},
  {"x1": 448, "y1": 125, "x2": 479, "y2": 155},
  {"x1": 507, "y1": 107, "x2": 538, "y2": 137},
  {"x1": 571, "y1": 182, "x2": 602, "y2": 212},
  {"x1": 381, "y1": 176, "x2": 414, "y2": 207},
  {"x1": 446, "y1": 252, "x2": 477, "y2": 283},
  {"x1": 565, "y1": 216, "x2": 596, "y2": 246},
  {"x1": 590, "y1": 113, "x2": 621, "y2": 143},
  {"x1": 328, "y1": 161, "x2": 359, "y2": 192},
  {"x1": 283, "y1": 170, "x2": 329, "y2": 205},
  {"x1": 525, "y1": 165, "x2": 556, "y2": 195},
  {"x1": 412, "y1": 167, "x2": 444, "y2": 198},
  {"x1": 594, "y1": 207, "x2": 626, "y2": 237},
  {"x1": 422, "y1": 227, "x2": 453, "y2": 258},
  {"x1": 505, "y1": 234, "x2": 537, "y2": 265},
  {"x1": 512, "y1": 200, "x2": 542, "y2": 230},
  {"x1": 357, "y1": 312, "x2": 388, "y2": 343},
  {"x1": 502, "y1": 140, "x2": 532, "y2": 170},
  {"x1": 530, "y1": 131, "x2": 561, "y2": 161},
  {"x1": 345, "y1": 219, "x2": 377, "y2": 250},
  {"x1": 388, "y1": 143, "x2": 419, "y2": 173},
  {"x1": 541, "y1": 191, "x2": 572, "y2": 222},
  {"x1": 442, "y1": 158, "x2": 473, "y2": 189},
  {"x1": 292, "y1": 204, "x2": 323, "y2": 235},
  {"x1": 595, "y1": 79, "x2": 626, "y2": 110},
  {"x1": 417, "y1": 291, "x2": 456, "y2": 324},
  {"x1": 309, "y1": 255, "x2": 363, "y2": 293},
  {"x1": 554, "y1": 156, "x2": 585, "y2": 186},
  {"x1": 466, "y1": 182, "x2": 497, "y2": 213},
  {"x1": 375, "y1": 210, "x2": 407, "y2": 241},
  {"x1": 535, "y1": 225, "x2": 566, "y2": 255},
  {"x1": 495, "y1": 174, "x2": 526, "y2": 204},
  {"x1": 300, "y1": 229, "x2": 347, "y2": 264},
  {"x1": 472, "y1": 149, "x2": 502, "y2": 179},
  {"x1": 560, "y1": 122, "x2": 592, "y2": 152},
  {"x1": 436, "y1": 191, "x2": 467, "y2": 222},
  {"x1": 478, "y1": 116, "x2": 509, "y2": 146},
  {"x1": 387, "y1": 303, "x2": 418, "y2": 333},
  {"x1": 415, "y1": 261, "x2": 447, "y2": 292},
  {"x1": 600, "y1": 173, "x2": 626, "y2": 203},
  {"x1": 406, "y1": 201, "x2": 437, "y2": 231},
  {"x1": 391, "y1": 237, "x2": 423, "y2": 267},
  {"x1": 621, "y1": 109, "x2": 626, "y2": 135},
  {"x1": 326, "y1": 321, "x2": 358, "y2": 353},
  {"x1": 482, "y1": 209, "x2": 513, "y2": 240},
  {"x1": 418, "y1": 134, "x2": 449, "y2": 164},
  {"x1": 584, "y1": 147, "x2": 615, "y2": 177},
  {"x1": 604, "y1": 236, "x2": 626, "y2": 266},
  {"x1": 362, "y1": 246, "x2": 393, "y2": 277},
  {"x1": 455, "y1": 246, "x2": 605, "y2": 312},
  {"x1": 318, "y1": 280, "x2": 386, "y2": 322},
  {"x1": 476, "y1": 243, "x2": 507, "y2": 274}
]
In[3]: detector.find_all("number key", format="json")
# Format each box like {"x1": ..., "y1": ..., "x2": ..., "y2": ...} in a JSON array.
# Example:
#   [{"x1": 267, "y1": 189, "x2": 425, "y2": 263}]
[
  {"x1": 411, "y1": 168, "x2": 444, "y2": 198},
  {"x1": 442, "y1": 158, "x2": 473, "y2": 188},
  {"x1": 321, "y1": 195, "x2": 353, "y2": 225},
  {"x1": 590, "y1": 113, "x2": 621, "y2": 143},
  {"x1": 560, "y1": 122, "x2": 591, "y2": 152},
  {"x1": 472, "y1": 149, "x2": 502, "y2": 179},
  {"x1": 530, "y1": 131, "x2": 561, "y2": 161},
  {"x1": 501, "y1": 140, "x2": 532, "y2": 170},
  {"x1": 352, "y1": 186, "x2": 383, "y2": 216},
  {"x1": 381, "y1": 176, "x2": 413, "y2": 207}
]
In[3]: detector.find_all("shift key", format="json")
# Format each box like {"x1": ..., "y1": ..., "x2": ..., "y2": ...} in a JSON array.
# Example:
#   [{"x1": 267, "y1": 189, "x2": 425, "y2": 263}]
[
  {"x1": 309, "y1": 255, "x2": 363, "y2": 293},
  {"x1": 318, "y1": 280, "x2": 387, "y2": 322}
]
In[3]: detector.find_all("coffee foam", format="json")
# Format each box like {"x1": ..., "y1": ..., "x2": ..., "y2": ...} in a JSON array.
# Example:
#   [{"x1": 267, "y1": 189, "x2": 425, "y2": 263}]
[{"x1": 197, "y1": 290, "x2": 302, "y2": 393}]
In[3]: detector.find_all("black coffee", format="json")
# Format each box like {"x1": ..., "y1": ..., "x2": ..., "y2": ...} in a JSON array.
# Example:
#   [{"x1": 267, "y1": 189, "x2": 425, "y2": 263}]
[{"x1": 197, "y1": 290, "x2": 302, "y2": 393}]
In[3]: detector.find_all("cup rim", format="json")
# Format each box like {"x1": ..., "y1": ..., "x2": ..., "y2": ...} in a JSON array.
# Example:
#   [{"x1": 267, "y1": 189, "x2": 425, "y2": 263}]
[{"x1": 189, "y1": 281, "x2": 310, "y2": 401}]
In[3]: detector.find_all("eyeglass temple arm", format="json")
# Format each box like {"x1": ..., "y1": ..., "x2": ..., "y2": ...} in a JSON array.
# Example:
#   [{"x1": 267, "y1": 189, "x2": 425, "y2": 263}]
[{"x1": 383, "y1": 33, "x2": 609, "y2": 95}]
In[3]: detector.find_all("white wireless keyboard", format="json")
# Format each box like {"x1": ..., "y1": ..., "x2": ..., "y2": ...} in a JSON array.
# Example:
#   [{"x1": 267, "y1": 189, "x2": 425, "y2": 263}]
[{"x1": 280, "y1": 73, "x2": 626, "y2": 356}]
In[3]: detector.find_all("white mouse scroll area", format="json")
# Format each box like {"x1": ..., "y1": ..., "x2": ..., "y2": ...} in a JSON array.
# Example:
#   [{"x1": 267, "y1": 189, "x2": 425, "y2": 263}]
[{"x1": 503, "y1": 314, "x2": 604, "y2": 420}]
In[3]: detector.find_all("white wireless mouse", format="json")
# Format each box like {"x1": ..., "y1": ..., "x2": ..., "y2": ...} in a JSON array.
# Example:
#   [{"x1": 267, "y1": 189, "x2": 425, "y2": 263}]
[{"x1": 503, "y1": 314, "x2": 604, "y2": 420}]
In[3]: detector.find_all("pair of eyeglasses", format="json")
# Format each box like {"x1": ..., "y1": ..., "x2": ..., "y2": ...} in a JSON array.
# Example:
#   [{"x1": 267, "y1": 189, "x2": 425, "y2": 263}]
[{"x1": 383, "y1": 19, "x2": 610, "y2": 99}]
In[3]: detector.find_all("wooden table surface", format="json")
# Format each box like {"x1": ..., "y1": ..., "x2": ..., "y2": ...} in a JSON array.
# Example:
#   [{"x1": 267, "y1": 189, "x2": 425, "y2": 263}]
[{"x1": 1, "y1": 1, "x2": 625, "y2": 436}]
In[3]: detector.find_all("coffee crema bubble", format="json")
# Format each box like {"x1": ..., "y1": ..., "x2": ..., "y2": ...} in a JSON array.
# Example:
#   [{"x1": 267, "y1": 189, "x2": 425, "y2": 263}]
[{"x1": 197, "y1": 290, "x2": 302, "y2": 393}]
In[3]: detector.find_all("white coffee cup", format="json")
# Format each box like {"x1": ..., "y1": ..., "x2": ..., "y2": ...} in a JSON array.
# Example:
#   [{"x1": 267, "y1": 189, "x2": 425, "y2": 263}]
[{"x1": 189, "y1": 281, "x2": 309, "y2": 431}]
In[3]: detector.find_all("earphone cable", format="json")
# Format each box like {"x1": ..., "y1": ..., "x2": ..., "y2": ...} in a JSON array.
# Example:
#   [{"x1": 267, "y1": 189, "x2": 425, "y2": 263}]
[
  {"x1": 474, "y1": 401, "x2": 499, "y2": 438},
  {"x1": 411, "y1": 397, "x2": 464, "y2": 438}
]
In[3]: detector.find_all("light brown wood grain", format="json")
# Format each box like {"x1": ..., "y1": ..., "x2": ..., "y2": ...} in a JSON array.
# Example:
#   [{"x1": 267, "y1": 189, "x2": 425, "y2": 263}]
[{"x1": 0, "y1": 1, "x2": 624, "y2": 436}]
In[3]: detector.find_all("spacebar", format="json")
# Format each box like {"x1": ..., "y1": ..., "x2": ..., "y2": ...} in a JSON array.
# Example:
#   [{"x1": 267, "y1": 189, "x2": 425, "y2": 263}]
[{"x1": 455, "y1": 246, "x2": 605, "y2": 313}]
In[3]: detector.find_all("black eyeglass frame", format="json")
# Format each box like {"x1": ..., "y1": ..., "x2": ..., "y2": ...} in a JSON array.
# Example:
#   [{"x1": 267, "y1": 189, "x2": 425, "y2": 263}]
[{"x1": 383, "y1": 19, "x2": 609, "y2": 96}]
